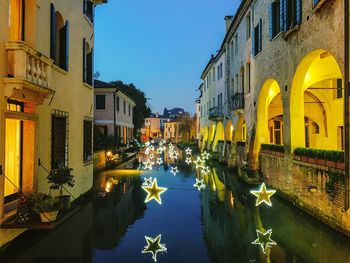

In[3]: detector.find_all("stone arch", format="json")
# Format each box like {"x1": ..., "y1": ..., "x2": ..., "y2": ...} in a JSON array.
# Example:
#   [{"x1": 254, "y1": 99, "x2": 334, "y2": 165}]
[
  {"x1": 212, "y1": 121, "x2": 224, "y2": 151},
  {"x1": 225, "y1": 120, "x2": 234, "y2": 141},
  {"x1": 290, "y1": 49, "x2": 343, "y2": 150}
]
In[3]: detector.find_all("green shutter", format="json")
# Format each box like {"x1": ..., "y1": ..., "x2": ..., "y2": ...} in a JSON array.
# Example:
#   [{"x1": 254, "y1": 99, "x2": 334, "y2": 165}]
[
  {"x1": 269, "y1": 4, "x2": 273, "y2": 41},
  {"x1": 296, "y1": 0, "x2": 302, "y2": 25},
  {"x1": 50, "y1": 3, "x2": 56, "y2": 61}
]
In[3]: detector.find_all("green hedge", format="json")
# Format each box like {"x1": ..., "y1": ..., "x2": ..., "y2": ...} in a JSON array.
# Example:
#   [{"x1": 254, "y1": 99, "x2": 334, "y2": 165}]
[
  {"x1": 261, "y1": 143, "x2": 284, "y2": 153},
  {"x1": 294, "y1": 148, "x2": 344, "y2": 162}
]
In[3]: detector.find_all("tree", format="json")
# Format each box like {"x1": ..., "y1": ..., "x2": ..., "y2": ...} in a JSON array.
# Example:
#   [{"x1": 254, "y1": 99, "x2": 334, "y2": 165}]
[
  {"x1": 111, "y1": 80, "x2": 151, "y2": 138},
  {"x1": 178, "y1": 115, "x2": 196, "y2": 142}
]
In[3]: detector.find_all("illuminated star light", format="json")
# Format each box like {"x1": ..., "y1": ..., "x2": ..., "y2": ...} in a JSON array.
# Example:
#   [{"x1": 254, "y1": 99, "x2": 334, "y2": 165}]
[
  {"x1": 193, "y1": 178, "x2": 206, "y2": 191},
  {"x1": 145, "y1": 141, "x2": 151, "y2": 147},
  {"x1": 149, "y1": 145, "x2": 155, "y2": 151},
  {"x1": 201, "y1": 166, "x2": 210, "y2": 175},
  {"x1": 251, "y1": 229, "x2": 277, "y2": 254},
  {"x1": 185, "y1": 147, "x2": 192, "y2": 155},
  {"x1": 250, "y1": 183, "x2": 276, "y2": 207},
  {"x1": 145, "y1": 148, "x2": 151, "y2": 155},
  {"x1": 143, "y1": 159, "x2": 155, "y2": 171},
  {"x1": 173, "y1": 151, "x2": 179, "y2": 159},
  {"x1": 142, "y1": 234, "x2": 167, "y2": 262},
  {"x1": 168, "y1": 152, "x2": 175, "y2": 159},
  {"x1": 157, "y1": 147, "x2": 164, "y2": 154},
  {"x1": 143, "y1": 177, "x2": 153, "y2": 187},
  {"x1": 142, "y1": 178, "x2": 167, "y2": 205},
  {"x1": 151, "y1": 140, "x2": 155, "y2": 144},
  {"x1": 156, "y1": 158, "x2": 163, "y2": 165},
  {"x1": 185, "y1": 157, "x2": 192, "y2": 164},
  {"x1": 170, "y1": 166, "x2": 179, "y2": 176},
  {"x1": 149, "y1": 154, "x2": 155, "y2": 160},
  {"x1": 201, "y1": 151, "x2": 210, "y2": 160},
  {"x1": 193, "y1": 157, "x2": 204, "y2": 169}
]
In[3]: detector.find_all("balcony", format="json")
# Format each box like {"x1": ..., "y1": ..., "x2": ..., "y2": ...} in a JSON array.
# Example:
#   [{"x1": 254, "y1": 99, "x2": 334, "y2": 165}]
[
  {"x1": 2, "y1": 41, "x2": 54, "y2": 104},
  {"x1": 208, "y1": 106, "x2": 224, "y2": 121},
  {"x1": 231, "y1": 92, "x2": 244, "y2": 111}
]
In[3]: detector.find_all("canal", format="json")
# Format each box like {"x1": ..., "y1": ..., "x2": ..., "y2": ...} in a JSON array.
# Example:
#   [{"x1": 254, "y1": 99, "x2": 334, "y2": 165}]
[{"x1": 1, "y1": 151, "x2": 350, "y2": 262}]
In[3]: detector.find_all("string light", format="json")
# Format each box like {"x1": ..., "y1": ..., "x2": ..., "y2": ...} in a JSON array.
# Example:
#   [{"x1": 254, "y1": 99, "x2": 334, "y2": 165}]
[
  {"x1": 170, "y1": 166, "x2": 179, "y2": 176},
  {"x1": 250, "y1": 183, "x2": 276, "y2": 207},
  {"x1": 141, "y1": 234, "x2": 167, "y2": 262},
  {"x1": 185, "y1": 157, "x2": 192, "y2": 164},
  {"x1": 251, "y1": 229, "x2": 277, "y2": 254},
  {"x1": 143, "y1": 177, "x2": 153, "y2": 187},
  {"x1": 142, "y1": 178, "x2": 167, "y2": 205},
  {"x1": 143, "y1": 159, "x2": 155, "y2": 171},
  {"x1": 201, "y1": 151, "x2": 210, "y2": 160},
  {"x1": 156, "y1": 158, "x2": 163, "y2": 165},
  {"x1": 185, "y1": 148, "x2": 192, "y2": 155}
]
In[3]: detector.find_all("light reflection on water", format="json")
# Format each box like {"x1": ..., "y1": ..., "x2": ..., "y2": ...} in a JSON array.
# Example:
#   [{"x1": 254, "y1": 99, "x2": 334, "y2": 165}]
[{"x1": 1, "y1": 158, "x2": 350, "y2": 262}]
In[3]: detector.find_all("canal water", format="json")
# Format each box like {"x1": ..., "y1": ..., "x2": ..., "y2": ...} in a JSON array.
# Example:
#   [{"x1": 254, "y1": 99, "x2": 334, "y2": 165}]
[{"x1": 1, "y1": 154, "x2": 350, "y2": 262}]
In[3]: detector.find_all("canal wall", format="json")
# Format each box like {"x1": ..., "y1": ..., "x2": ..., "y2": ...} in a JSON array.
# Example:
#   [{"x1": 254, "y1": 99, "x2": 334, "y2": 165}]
[
  {"x1": 260, "y1": 153, "x2": 350, "y2": 236},
  {"x1": 93, "y1": 150, "x2": 106, "y2": 171}
]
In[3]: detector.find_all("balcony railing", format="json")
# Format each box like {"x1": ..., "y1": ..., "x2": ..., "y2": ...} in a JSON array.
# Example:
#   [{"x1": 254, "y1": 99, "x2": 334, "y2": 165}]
[
  {"x1": 208, "y1": 106, "x2": 224, "y2": 121},
  {"x1": 231, "y1": 92, "x2": 244, "y2": 111},
  {"x1": 5, "y1": 41, "x2": 53, "y2": 89}
]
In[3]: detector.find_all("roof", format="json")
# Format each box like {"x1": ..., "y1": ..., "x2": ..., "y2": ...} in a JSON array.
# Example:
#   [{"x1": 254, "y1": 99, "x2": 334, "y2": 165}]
[
  {"x1": 94, "y1": 79, "x2": 136, "y2": 104},
  {"x1": 200, "y1": 55, "x2": 216, "y2": 80}
]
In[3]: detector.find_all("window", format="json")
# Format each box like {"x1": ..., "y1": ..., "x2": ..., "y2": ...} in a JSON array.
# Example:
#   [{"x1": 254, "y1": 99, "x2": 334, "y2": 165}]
[
  {"x1": 116, "y1": 96, "x2": 120, "y2": 111},
  {"x1": 213, "y1": 97, "x2": 215, "y2": 107},
  {"x1": 246, "y1": 13, "x2": 251, "y2": 40},
  {"x1": 7, "y1": 99, "x2": 24, "y2": 112},
  {"x1": 269, "y1": 0, "x2": 281, "y2": 40},
  {"x1": 50, "y1": 4, "x2": 69, "y2": 71},
  {"x1": 123, "y1": 101, "x2": 126, "y2": 114},
  {"x1": 83, "y1": 38, "x2": 93, "y2": 85},
  {"x1": 95, "y1": 95, "x2": 105, "y2": 110},
  {"x1": 128, "y1": 105, "x2": 131, "y2": 116},
  {"x1": 252, "y1": 19, "x2": 262, "y2": 57},
  {"x1": 281, "y1": 0, "x2": 302, "y2": 31},
  {"x1": 51, "y1": 110, "x2": 69, "y2": 169},
  {"x1": 83, "y1": 0, "x2": 94, "y2": 23},
  {"x1": 247, "y1": 63, "x2": 251, "y2": 93},
  {"x1": 234, "y1": 35, "x2": 238, "y2": 57},
  {"x1": 336, "y1": 79, "x2": 343, "y2": 99},
  {"x1": 230, "y1": 40, "x2": 234, "y2": 61},
  {"x1": 83, "y1": 118, "x2": 93, "y2": 164}
]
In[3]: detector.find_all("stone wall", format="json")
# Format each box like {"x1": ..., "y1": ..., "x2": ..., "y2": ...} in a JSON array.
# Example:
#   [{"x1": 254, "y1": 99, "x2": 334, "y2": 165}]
[
  {"x1": 93, "y1": 150, "x2": 106, "y2": 170},
  {"x1": 260, "y1": 153, "x2": 350, "y2": 235}
]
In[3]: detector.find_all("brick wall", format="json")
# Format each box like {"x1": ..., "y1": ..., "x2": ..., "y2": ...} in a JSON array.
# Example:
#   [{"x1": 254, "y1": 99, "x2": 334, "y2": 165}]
[{"x1": 260, "y1": 153, "x2": 350, "y2": 235}]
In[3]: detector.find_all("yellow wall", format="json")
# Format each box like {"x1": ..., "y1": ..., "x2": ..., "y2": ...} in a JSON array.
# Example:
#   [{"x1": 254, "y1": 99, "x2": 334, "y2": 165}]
[{"x1": 212, "y1": 122, "x2": 224, "y2": 151}]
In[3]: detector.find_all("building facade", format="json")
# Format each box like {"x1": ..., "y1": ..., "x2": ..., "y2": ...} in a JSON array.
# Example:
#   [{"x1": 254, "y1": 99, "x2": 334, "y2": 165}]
[
  {"x1": 164, "y1": 120, "x2": 181, "y2": 142},
  {"x1": 94, "y1": 80, "x2": 136, "y2": 146},
  {"x1": 197, "y1": 0, "x2": 350, "y2": 234},
  {"x1": 0, "y1": 0, "x2": 106, "y2": 223}
]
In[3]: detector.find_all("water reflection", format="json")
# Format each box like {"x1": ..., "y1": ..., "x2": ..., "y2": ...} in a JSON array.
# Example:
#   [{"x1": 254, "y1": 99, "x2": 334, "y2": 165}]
[{"x1": 1, "y1": 160, "x2": 350, "y2": 262}]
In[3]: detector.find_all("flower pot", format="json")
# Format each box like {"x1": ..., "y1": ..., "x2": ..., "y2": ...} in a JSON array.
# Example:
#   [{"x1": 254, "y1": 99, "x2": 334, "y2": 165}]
[
  {"x1": 326, "y1": 160, "x2": 336, "y2": 168},
  {"x1": 301, "y1": 156, "x2": 308, "y2": 163},
  {"x1": 39, "y1": 210, "x2": 59, "y2": 223},
  {"x1": 316, "y1": 159, "x2": 326, "y2": 166},
  {"x1": 58, "y1": 195, "x2": 71, "y2": 210},
  {"x1": 336, "y1": 162, "x2": 345, "y2": 170}
]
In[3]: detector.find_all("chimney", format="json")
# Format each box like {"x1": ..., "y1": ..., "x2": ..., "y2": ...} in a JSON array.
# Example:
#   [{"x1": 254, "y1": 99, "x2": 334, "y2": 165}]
[{"x1": 224, "y1": 16, "x2": 233, "y2": 31}]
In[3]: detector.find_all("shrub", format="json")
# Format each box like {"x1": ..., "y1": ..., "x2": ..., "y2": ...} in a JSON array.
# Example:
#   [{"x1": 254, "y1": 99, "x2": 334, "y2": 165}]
[
  {"x1": 294, "y1": 148, "x2": 344, "y2": 162},
  {"x1": 261, "y1": 144, "x2": 284, "y2": 153}
]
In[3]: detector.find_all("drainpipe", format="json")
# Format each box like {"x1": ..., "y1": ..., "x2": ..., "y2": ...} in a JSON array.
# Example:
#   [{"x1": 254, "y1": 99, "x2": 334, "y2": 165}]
[{"x1": 344, "y1": 0, "x2": 349, "y2": 211}]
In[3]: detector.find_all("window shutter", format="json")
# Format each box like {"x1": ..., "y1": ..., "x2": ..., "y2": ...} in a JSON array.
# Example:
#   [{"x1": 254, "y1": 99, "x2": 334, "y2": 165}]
[
  {"x1": 259, "y1": 19, "x2": 262, "y2": 52},
  {"x1": 50, "y1": 3, "x2": 56, "y2": 61},
  {"x1": 87, "y1": 48, "x2": 93, "y2": 85},
  {"x1": 280, "y1": 0, "x2": 286, "y2": 32},
  {"x1": 313, "y1": 0, "x2": 320, "y2": 7},
  {"x1": 62, "y1": 21, "x2": 69, "y2": 71},
  {"x1": 296, "y1": 0, "x2": 302, "y2": 25},
  {"x1": 252, "y1": 26, "x2": 255, "y2": 57},
  {"x1": 269, "y1": 4, "x2": 273, "y2": 41},
  {"x1": 83, "y1": 0, "x2": 87, "y2": 14},
  {"x1": 83, "y1": 38, "x2": 86, "y2": 83},
  {"x1": 59, "y1": 21, "x2": 69, "y2": 71}
]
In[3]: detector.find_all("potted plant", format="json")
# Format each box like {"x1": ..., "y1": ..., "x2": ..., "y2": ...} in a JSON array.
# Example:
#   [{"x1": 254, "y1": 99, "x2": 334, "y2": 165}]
[
  {"x1": 32, "y1": 192, "x2": 61, "y2": 223},
  {"x1": 47, "y1": 167, "x2": 75, "y2": 210}
]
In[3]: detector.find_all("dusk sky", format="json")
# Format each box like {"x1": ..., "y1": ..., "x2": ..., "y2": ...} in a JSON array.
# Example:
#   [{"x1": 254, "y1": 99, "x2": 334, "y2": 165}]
[{"x1": 94, "y1": 0, "x2": 239, "y2": 115}]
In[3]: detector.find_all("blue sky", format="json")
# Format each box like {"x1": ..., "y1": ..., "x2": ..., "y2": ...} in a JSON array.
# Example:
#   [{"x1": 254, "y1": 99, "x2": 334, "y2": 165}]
[{"x1": 94, "y1": 0, "x2": 239, "y2": 114}]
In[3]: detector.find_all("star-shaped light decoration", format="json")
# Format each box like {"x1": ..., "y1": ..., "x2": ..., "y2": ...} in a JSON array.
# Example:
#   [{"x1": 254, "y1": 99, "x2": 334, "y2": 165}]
[
  {"x1": 185, "y1": 147, "x2": 192, "y2": 155},
  {"x1": 170, "y1": 166, "x2": 178, "y2": 176},
  {"x1": 143, "y1": 159, "x2": 155, "y2": 171},
  {"x1": 145, "y1": 148, "x2": 151, "y2": 155},
  {"x1": 168, "y1": 143, "x2": 174, "y2": 151},
  {"x1": 168, "y1": 152, "x2": 174, "y2": 159},
  {"x1": 151, "y1": 140, "x2": 155, "y2": 144},
  {"x1": 193, "y1": 178, "x2": 206, "y2": 191},
  {"x1": 143, "y1": 177, "x2": 153, "y2": 187},
  {"x1": 149, "y1": 154, "x2": 155, "y2": 160},
  {"x1": 193, "y1": 157, "x2": 205, "y2": 169},
  {"x1": 157, "y1": 147, "x2": 163, "y2": 154},
  {"x1": 201, "y1": 166, "x2": 210, "y2": 175},
  {"x1": 145, "y1": 141, "x2": 151, "y2": 147},
  {"x1": 156, "y1": 158, "x2": 163, "y2": 166},
  {"x1": 250, "y1": 183, "x2": 276, "y2": 207},
  {"x1": 142, "y1": 234, "x2": 167, "y2": 262},
  {"x1": 251, "y1": 229, "x2": 277, "y2": 254},
  {"x1": 185, "y1": 157, "x2": 192, "y2": 164},
  {"x1": 201, "y1": 151, "x2": 210, "y2": 160},
  {"x1": 173, "y1": 151, "x2": 179, "y2": 159},
  {"x1": 142, "y1": 178, "x2": 167, "y2": 205},
  {"x1": 149, "y1": 145, "x2": 155, "y2": 151}
]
